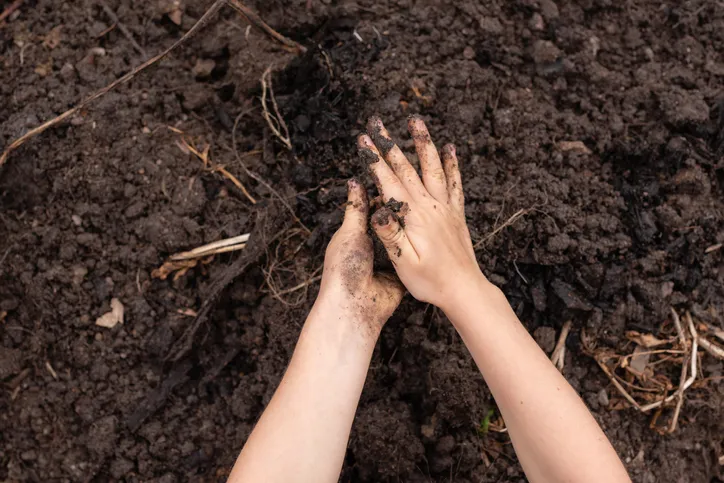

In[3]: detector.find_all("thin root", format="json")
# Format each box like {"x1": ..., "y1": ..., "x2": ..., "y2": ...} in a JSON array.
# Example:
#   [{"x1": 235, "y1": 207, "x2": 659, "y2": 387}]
[{"x1": 260, "y1": 66, "x2": 292, "y2": 150}]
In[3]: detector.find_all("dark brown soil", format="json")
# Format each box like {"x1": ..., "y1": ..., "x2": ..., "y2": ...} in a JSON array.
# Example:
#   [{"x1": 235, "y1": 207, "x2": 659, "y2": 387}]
[{"x1": 2, "y1": 0, "x2": 724, "y2": 481}]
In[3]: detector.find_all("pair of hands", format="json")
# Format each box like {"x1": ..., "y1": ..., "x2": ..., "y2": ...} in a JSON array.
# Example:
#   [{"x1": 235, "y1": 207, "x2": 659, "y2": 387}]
[{"x1": 319, "y1": 116, "x2": 485, "y2": 339}]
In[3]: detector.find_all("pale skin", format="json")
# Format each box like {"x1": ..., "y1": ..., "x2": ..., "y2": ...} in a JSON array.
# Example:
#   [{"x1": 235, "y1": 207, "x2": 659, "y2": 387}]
[{"x1": 228, "y1": 116, "x2": 631, "y2": 483}]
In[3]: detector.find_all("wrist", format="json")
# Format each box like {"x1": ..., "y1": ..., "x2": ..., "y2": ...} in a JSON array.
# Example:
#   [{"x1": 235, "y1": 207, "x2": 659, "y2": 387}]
[
  {"x1": 439, "y1": 272, "x2": 508, "y2": 327},
  {"x1": 310, "y1": 289, "x2": 383, "y2": 345}
]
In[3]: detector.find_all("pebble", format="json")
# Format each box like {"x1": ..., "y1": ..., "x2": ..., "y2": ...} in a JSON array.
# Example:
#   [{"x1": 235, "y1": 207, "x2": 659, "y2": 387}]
[
  {"x1": 597, "y1": 388, "x2": 610, "y2": 407},
  {"x1": 529, "y1": 13, "x2": 544, "y2": 31}
]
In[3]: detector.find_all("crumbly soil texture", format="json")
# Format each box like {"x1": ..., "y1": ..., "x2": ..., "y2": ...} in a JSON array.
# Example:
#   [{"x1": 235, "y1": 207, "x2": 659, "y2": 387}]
[{"x1": 2, "y1": 0, "x2": 724, "y2": 481}]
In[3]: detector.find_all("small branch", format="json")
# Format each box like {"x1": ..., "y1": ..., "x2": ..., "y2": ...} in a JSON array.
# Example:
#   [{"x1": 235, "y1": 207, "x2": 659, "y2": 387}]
[
  {"x1": 226, "y1": 0, "x2": 307, "y2": 54},
  {"x1": 698, "y1": 337, "x2": 724, "y2": 360},
  {"x1": 98, "y1": 0, "x2": 147, "y2": 57},
  {"x1": 551, "y1": 320, "x2": 572, "y2": 372},
  {"x1": 474, "y1": 208, "x2": 529, "y2": 249}
]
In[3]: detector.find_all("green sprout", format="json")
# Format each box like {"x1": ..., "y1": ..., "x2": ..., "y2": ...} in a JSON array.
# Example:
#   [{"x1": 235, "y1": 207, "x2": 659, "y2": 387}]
[{"x1": 477, "y1": 409, "x2": 495, "y2": 435}]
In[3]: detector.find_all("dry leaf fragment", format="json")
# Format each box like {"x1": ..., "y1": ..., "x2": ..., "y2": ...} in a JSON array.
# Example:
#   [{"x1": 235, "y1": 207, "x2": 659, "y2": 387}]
[
  {"x1": 95, "y1": 298, "x2": 124, "y2": 328},
  {"x1": 557, "y1": 140, "x2": 592, "y2": 154},
  {"x1": 629, "y1": 345, "x2": 651, "y2": 378},
  {"x1": 625, "y1": 331, "x2": 673, "y2": 348},
  {"x1": 151, "y1": 258, "x2": 199, "y2": 280},
  {"x1": 43, "y1": 25, "x2": 63, "y2": 49}
]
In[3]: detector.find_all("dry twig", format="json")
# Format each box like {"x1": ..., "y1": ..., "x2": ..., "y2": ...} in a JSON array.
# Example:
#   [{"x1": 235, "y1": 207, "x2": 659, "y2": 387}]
[
  {"x1": 588, "y1": 309, "x2": 702, "y2": 431},
  {"x1": 175, "y1": 132, "x2": 257, "y2": 204},
  {"x1": 227, "y1": 0, "x2": 307, "y2": 54},
  {"x1": 698, "y1": 336, "x2": 724, "y2": 360},
  {"x1": 170, "y1": 234, "x2": 250, "y2": 261},
  {"x1": 474, "y1": 208, "x2": 529, "y2": 249},
  {"x1": 551, "y1": 320, "x2": 572, "y2": 372},
  {"x1": 98, "y1": 0, "x2": 147, "y2": 57},
  {"x1": 260, "y1": 66, "x2": 292, "y2": 150}
]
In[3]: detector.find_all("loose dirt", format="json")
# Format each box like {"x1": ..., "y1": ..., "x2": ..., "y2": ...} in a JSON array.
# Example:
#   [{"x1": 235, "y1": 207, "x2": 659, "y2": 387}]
[{"x1": 1, "y1": 0, "x2": 723, "y2": 481}]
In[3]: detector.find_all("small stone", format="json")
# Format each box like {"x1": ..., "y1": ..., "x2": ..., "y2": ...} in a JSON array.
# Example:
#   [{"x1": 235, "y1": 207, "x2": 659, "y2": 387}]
[
  {"x1": 479, "y1": 16, "x2": 503, "y2": 35},
  {"x1": 463, "y1": 46, "x2": 475, "y2": 60},
  {"x1": 529, "y1": 13, "x2": 544, "y2": 31},
  {"x1": 644, "y1": 47, "x2": 655, "y2": 62},
  {"x1": 531, "y1": 40, "x2": 561, "y2": 64},
  {"x1": 597, "y1": 388, "x2": 610, "y2": 407},
  {"x1": 192, "y1": 58, "x2": 215, "y2": 78},
  {"x1": 533, "y1": 326, "x2": 557, "y2": 353},
  {"x1": 60, "y1": 62, "x2": 76, "y2": 81},
  {"x1": 72, "y1": 215, "x2": 82, "y2": 226},
  {"x1": 539, "y1": 0, "x2": 559, "y2": 20}
]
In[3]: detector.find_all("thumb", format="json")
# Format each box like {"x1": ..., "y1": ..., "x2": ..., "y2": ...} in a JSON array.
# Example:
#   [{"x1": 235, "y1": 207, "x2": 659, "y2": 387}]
[{"x1": 371, "y1": 207, "x2": 416, "y2": 264}]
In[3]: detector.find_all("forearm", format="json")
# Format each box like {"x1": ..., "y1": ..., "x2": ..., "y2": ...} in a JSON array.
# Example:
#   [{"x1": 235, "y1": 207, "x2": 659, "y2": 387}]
[
  {"x1": 228, "y1": 299, "x2": 377, "y2": 483},
  {"x1": 444, "y1": 276, "x2": 630, "y2": 483}
]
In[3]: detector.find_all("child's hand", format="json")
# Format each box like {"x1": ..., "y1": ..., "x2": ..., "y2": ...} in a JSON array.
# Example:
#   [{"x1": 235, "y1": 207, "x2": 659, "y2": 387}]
[
  {"x1": 358, "y1": 116, "x2": 487, "y2": 311},
  {"x1": 318, "y1": 179, "x2": 405, "y2": 339}
]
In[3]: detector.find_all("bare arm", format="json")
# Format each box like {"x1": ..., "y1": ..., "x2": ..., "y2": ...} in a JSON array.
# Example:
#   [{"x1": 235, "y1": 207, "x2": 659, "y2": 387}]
[
  {"x1": 361, "y1": 116, "x2": 630, "y2": 483},
  {"x1": 228, "y1": 180, "x2": 403, "y2": 483}
]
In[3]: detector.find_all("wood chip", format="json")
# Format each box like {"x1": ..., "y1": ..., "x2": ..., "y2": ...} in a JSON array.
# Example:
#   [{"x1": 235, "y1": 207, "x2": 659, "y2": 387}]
[{"x1": 95, "y1": 298, "x2": 125, "y2": 328}]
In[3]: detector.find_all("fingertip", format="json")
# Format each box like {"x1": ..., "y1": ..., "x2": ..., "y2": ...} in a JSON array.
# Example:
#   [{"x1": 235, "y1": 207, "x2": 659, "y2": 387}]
[
  {"x1": 347, "y1": 177, "x2": 368, "y2": 204},
  {"x1": 442, "y1": 143, "x2": 457, "y2": 159},
  {"x1": 371, "y1": 207, "x2": 394, "y2": 228},
  {"x1": 367, "y1": 116, "x2": 383, "y2": 133},
  {"x1": 407, "y1": 114, "x2": 427, "y2": 134},
  {"x1": 357, "y1": 133, "x2": 374, "y2": 148}
]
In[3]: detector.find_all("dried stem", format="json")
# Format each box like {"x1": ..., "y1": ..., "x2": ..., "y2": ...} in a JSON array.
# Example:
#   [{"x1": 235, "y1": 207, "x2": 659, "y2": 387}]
[
  {"x1": 260, "y1": 67, "x2": 292, "y2": 150},
  {"x1": 227, "y1": 0, "x2": 307, "y2": 54},
  {"x1": 551, "y1": 320, "x2": 572, "y2": 372}
]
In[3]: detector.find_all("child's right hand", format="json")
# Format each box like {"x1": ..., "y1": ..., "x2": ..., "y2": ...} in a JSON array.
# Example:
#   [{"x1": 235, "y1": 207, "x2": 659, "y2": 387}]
[{"x1": 358, "y1": 116, "x2": 489, "y2": 311}]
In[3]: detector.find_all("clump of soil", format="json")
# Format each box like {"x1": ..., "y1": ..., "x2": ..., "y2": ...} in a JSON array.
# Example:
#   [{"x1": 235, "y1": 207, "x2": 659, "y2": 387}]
[{"x1": 1, "y1": 0, "x2": 723, "y2": 482}]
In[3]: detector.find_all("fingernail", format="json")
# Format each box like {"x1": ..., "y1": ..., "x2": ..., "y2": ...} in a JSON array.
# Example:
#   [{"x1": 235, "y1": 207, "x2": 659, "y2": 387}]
[
  {"x1": 443, "y1": 143, "x2": 456, "y2": 156},
  {"x1": 367, "y1": 116, "x2": 383, "y2": 130},
  {"x1": 358, "y1": 134, "x2": 374, "y2": 148},
  {"x1": 348, "y1": 177, "x2": 359, "y2": 189},
  {"x1": 371, "y1": 208, "x2": 393, "y2": 227}
]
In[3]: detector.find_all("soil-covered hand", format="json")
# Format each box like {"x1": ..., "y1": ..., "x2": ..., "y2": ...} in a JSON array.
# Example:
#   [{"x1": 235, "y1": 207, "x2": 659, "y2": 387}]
[
  {"x1": 358, "y1": 116, "x2": 486, "y2": 311},
  {"x1": 318, "y1": 178, "x2": 405, "y2": 338}
]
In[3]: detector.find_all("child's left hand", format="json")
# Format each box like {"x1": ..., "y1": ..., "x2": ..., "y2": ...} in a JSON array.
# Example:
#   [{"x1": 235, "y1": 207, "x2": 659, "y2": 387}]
[{"x1": 317, "y1": 179, "x2": 405, "y2": 340}]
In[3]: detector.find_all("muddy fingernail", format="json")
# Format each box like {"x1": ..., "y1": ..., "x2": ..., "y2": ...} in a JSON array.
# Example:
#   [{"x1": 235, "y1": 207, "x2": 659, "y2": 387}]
[
  {"x1": 442, "y1": 143, "x2": 456, "y2": 156},
  {"x1": 367, "y1": 116, "x2": 383, "y2": 131},
  {"x1": 371, "y1": 207, "x2": 393, "y2": 226}
]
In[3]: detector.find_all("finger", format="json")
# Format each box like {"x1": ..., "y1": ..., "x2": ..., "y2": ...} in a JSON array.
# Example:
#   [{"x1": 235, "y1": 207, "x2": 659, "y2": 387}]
[
  {"x1": 366, "y1": 117, "x2": 427, "y2": 198},
  {"x1": 408, "y1": 115, "x2": 447, "y2": 202},
  {"x1": 371, "y1": 207, "x2": 418, "y2": 265},
  {"x1": 441, "y1": 143, "x2": 464, "y2": 215},
  {"x1": 358, "y1": 134, "x2": 410, "y2": 203},
  {"x1": 341, "y1": 178, "x2": 369, "y2": 233}
]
